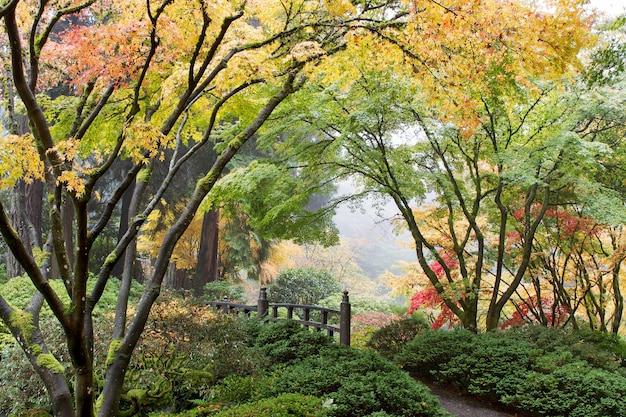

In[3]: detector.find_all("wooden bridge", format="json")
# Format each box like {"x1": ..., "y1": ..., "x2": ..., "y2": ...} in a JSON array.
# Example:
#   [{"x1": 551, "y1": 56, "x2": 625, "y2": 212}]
[{"x1": 211, "y1": 287, "x2": 351, "y2": 346}]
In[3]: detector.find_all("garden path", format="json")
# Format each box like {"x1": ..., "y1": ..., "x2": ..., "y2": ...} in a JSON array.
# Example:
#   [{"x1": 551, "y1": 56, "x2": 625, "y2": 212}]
[{"x1": 424, "y1": 381, "x2": 532, "y2": 417}]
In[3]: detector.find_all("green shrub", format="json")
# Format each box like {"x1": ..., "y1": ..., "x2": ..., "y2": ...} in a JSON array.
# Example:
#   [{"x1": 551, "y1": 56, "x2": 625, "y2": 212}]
[
  {"x1": 366, "y1": 314, "x2": 429, "y2": 359},
  {"x1": 268, "y1": 267, "x2": 341, "y2": 305},
  {"x1": 433, "y1": 335, "x2": 534, "y2": 397},
  {"x1": 209, "y1": 374, "x2": 275, "y2": 405},
  {"x1": 501, "y1": 325, "x2": 626, "y2": 369},
  {"x1": 212, "y1": 393, "x2": 331, "y2": 417},
  {"x1": 255, "y1": 320, "x2": 333, "y2": 366},
  {"x1": 265, "y1": 344, "x2": 450, "y2": 417},
  {"x1": 396, "y1": 326, "x2": 626, "y2": 417},
  {"x1": 498, "y1": 362, "x2": 626, "y2": 417},
  {"x1": 201, "y1": 281, "x2": 246, "y2": 304},
  {"x1": 394, "y1": 328, "x2": 477, "y2": 376}
]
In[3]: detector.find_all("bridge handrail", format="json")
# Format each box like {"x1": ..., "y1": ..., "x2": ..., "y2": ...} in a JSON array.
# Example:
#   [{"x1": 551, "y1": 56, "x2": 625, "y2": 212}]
[{"x1": 211, "y1": 287, "x2": 351, "y2": 346}]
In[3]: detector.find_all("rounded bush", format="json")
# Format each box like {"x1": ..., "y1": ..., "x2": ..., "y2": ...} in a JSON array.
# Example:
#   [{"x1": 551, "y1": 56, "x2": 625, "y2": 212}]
[
  {"x1": 268, "y1": 267, "x2": 341, "y2": 305},
  {"x1": 366, "y1": 314, "x2": 430, "y2": 359},
  {"x1": 255, "y1": 320, "x2": 333, "y2": 366}
]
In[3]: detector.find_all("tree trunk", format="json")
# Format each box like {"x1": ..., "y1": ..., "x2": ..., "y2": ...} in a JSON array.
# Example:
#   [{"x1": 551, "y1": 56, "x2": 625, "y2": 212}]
[
  {"x1": 113, "y1": 171, "x2": 148, "y2": 340},
  {"x1": 112, "y1": 163, "x2": 135, "y2": 279},
  {"x1": 5, "y1": 82, "x2": 34, "y2": 278},
  {"x1": 612, "y1": 264, "x2": 623, "y2": 333},
  {"x1": 62, "y1": 197, "x2": 75, "y2": 269},
  {"x1": 7, "y1": 183, "x2": 26, "y2": 278},
  {"x1": 193, "y1": 207, "x2": 220, "y2": 295},
  {"x1": 26, "y1": 180, "x2": 44, "y2": 248}
]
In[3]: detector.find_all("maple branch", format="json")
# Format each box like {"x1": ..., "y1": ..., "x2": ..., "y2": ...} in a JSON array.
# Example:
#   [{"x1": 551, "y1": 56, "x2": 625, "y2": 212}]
[
  {"x1": 147, "y1": 0, "x2": 174, "y2": 22},
  {"x1": 0, "y1": 0, "x2": 18, "y2": 19},
  {"x1": 160, "y1": 10, "x2": 258, "y2": 135},
  {"x1": 69, "y1": 81, "x2": 96, "y2": 137},
  {"x1": 427, "y1": 0, "x2": 458, "y2": 15},
  {"x1": 4, "y1": 9, "x2": 63, "y2": 172},
  {"x1": 74, "y1": 82, "x2": 116, "y2": 140}
]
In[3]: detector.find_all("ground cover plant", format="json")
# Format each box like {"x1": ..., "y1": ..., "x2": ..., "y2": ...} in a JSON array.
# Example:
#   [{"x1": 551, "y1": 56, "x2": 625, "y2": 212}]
[{"x1": 391, "y1": 325, "x2": 626, "y2": 417}]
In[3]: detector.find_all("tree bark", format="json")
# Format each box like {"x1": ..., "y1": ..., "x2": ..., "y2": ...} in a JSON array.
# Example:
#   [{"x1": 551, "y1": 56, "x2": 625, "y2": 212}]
[
  {"x1": 112, "y1": 162, "x2": 135, "y2": 279},
  {"x1": 193, "y1": 207, "x2": 220, "y2": 295}
]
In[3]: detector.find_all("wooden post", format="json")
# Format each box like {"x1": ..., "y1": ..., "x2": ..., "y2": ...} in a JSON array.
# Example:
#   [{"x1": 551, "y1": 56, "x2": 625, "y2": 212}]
[
  {"x1": 258, "y1": 287, "x2": 269, "y2": 317},
  {"x1": 303, "y1": 308, "x2": 310, "y2": 330},
  {"x1": 221, "y1": 295, "x2": 229, "y2": 313},
  {"x1": 340, "y1": 290, "x2": 351, "y2": 346}
]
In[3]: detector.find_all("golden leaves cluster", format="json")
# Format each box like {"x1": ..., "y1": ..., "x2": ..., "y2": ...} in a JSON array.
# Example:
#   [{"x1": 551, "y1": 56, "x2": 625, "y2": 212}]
[
  {"x1": 137, "y1": 202, "x2": 203, "y2": 270},
  {"x1": 395, "y1": 0, "x2": 594, "y2": 135},
  {"x1": 122, "y1": 121, "x2": 168, "y2": 163},
  {"x1": 0, "y1": 135, "x2": 44, "y2": 190}
]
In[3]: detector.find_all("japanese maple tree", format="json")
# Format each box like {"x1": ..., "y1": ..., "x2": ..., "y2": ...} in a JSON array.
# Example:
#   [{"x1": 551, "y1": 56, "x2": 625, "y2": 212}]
[
  {"x1": 263, "y1": 0, "x2": 605, "y2": 332},
  {"x1": 0, "y1": 0, "x2": 408, "y2": 416}
]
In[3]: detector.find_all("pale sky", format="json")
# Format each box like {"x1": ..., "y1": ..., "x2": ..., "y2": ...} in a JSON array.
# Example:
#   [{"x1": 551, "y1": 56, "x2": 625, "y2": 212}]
[{"x1": 587, "y1": 0, "x2": 625, "y2": 17}]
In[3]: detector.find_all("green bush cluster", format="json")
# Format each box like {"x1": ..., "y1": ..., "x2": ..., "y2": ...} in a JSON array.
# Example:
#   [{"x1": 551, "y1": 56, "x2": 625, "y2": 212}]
[
  {"x1": 366, "y1": 314, "x2": 430, "y2": 360},
  {"x1": 3, "y1": 286, "x2": 449, "y2": 417},
  {"x1": 201, "y1": 281, "x2": 246, "y2": 304},
  {"x1": 262, "y1": 343, "x2": 448, "y2": 417},
  {"x1": 268, "y1": 267, "x2": 341, "y2": 305},
  {"x1": 254, "y1": 319, "x2": 334, "y2": 366},
  {"x1": 394, "y1": 325, "x2": 626, "y2": 417},
  {"x1": 195, "y1": 320, "x2": 450, "y2": 417}
]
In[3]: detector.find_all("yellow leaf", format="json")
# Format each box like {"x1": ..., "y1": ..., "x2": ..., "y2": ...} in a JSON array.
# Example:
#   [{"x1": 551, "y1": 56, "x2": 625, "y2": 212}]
[{"x1": 0, "y1": 134, "x2": 44, "y2": 190}]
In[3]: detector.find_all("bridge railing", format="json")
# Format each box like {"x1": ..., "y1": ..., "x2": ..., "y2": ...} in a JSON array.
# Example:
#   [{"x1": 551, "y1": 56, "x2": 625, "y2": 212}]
[{"x1": 211, "y1": 287, "x2": 351, "y2": 346}]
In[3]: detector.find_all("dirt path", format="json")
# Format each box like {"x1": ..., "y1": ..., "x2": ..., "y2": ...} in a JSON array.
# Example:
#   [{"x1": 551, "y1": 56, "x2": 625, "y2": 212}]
[{"x1": 424, "y1": 382, "x2": 529, "y2": 417}]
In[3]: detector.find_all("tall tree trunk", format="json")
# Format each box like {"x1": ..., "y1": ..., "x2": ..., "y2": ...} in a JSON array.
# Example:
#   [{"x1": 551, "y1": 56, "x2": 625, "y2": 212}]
[
  {"x1": 612, "y1": 264, "x2": 623, "y2": 334},
  {"x1": 7, "y1": 183, "x2": 25, "y2": 278},
  {"x1": 5, "y1": 80, "x2": 34, "y2": 279},
  {"x1": 63, "y1": 197, "x2": 75, "y2": 269},
  {"x1": 26, "y1": 180, "x2": 43, "y2": 248},
  {"x1": 112, "y1": 162, "x2": 135, "y2": 279},
  {"x1": 113, "y1": 171, "x2": 149, "y2": 340},
  {"x1": 193, "y1": 207, "x2": 220, "y2": 296},
  {"x1": 49, "y1": 194, "x2": 75, "y2": 280}
]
